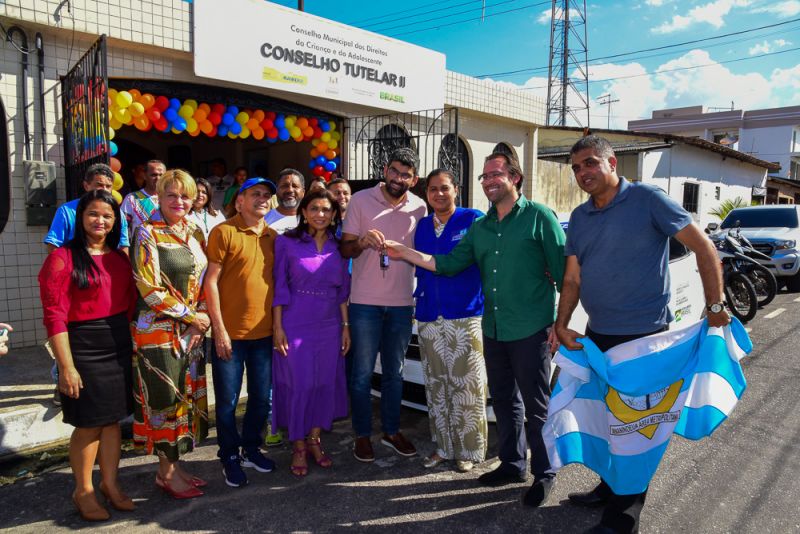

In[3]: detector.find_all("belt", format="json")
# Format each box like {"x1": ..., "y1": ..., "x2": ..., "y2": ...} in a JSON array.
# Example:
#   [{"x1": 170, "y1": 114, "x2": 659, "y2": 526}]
[{"x1": 292, "y1": 288, "x2": 337, "y2": 298}]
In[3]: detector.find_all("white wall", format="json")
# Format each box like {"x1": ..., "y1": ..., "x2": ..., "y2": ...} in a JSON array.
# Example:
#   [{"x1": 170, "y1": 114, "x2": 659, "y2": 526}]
[
  {"x1": 641, "y1": 145, "x2": 766, "y2": 229},
  {"x1": 738, "y1": 125, "x2": 794, "y2": 178}
]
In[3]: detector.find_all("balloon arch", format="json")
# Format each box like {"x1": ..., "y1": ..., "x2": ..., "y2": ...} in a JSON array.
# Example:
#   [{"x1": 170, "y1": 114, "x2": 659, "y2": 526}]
[{"x1": 105, "y1": 88, "x2": 341, "y2": 203}]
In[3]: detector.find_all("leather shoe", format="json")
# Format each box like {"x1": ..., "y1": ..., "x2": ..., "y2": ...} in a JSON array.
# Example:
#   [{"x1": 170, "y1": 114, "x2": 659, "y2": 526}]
[
  {"x1": 353, "y1": 436, "x2": 375, "y2": 462},
  {"x1": 522, "y1": 477, "x2": 554, "y2": 507},
  {"x1": 477, "y1": 466, "x2": 528, "y2": 487},
  {"x1": 381, "y1": 432, "x2": 417, "y2": 457},
  {"x1": 568, "y1": 489, "x2": 609, "y2": 508}
]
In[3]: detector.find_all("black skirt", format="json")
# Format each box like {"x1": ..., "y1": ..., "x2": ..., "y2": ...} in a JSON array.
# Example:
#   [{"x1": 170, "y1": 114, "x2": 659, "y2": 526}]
[{"x1": 62, "y1": 313, "x2": 133, "y2": 428}]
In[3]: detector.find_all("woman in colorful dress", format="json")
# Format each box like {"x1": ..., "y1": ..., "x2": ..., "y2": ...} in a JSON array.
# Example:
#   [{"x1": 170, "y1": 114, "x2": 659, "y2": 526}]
[
  {"x1": 131, "y1": 169, "x2": 210, "y2": 499},
  {"x1": 190, "y1": 178, "x2": 226, "y2": 241},
  {"x1": 39, "y1": 190, "x2": 138, "y2": 521},
  {"x1": 272, "y1": 189, "x2": 351, "y2": 476},
  {"x1": 412, "y1": 169, "x2": 487, "y2": 472}
]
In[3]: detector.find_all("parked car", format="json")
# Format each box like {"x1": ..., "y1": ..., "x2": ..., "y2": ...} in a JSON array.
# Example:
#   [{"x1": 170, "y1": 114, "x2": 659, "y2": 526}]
[
  {"x1": 374, "y1": 233, "x2": 706, "y2": 417},
  {"x1": 708, "y1": 205, "x2": 800, "y2": 291}
]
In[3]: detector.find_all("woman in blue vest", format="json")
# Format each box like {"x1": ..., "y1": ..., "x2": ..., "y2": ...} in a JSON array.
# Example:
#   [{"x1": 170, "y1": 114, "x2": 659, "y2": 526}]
[{"x1": 414, "y1": 169, "x2": 487, "y2": 472}]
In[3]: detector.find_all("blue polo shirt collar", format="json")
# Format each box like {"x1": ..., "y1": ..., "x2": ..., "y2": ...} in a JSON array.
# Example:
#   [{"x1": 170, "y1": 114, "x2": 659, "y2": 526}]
[{"x1": 586, "y1": 177, "x2": 632, "y2": 213}]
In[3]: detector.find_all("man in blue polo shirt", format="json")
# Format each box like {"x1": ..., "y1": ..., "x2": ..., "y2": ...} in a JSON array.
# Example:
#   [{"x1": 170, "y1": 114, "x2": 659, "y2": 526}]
[
  {"x1": 553, "y1": 135, "x2": 729, "y2": 534},
  {"x1": 44, "y1": 163, "x2": 130, "y2": 253}
]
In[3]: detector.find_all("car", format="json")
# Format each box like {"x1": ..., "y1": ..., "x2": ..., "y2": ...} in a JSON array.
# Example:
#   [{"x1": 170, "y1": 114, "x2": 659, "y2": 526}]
[
  {"x1": 373, "y1": 230, "x2": 706, "y2": 418},
  {"x1": 708, "y1": 205, "x2": 800, "y2": 291}
]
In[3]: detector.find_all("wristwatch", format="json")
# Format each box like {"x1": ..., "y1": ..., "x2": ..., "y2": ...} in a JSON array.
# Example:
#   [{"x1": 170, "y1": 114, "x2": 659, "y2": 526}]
[{"x1": 706, "y1": 302, "x2": 724, "y2": 314}]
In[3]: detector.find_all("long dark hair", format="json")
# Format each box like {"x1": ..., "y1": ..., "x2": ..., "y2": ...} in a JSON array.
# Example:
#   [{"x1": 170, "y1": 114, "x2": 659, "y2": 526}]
[
  {"x1": 284, "y1": 189, "x2": 342, "y2": 242},
  {"x1": 193, "y1": 177, "x2": 219, "y2": 216},
  {"x1": 67, "y1": 190, "x2": 123, "y2": 289}
]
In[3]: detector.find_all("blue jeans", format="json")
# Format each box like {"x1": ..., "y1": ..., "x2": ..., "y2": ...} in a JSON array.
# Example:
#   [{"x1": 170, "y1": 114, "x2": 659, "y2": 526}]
[
  {"x1": 211, "y1": 337, "x2": 272, "y2": 459},
  {"x1": 349, "y1": 304, "x2": 413, "y2": 437}
]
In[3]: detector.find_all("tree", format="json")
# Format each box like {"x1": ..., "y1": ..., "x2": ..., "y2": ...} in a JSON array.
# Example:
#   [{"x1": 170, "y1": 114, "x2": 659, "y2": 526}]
[{"x1": 709, "y1": 197, "x2": 748, "y2": 220}]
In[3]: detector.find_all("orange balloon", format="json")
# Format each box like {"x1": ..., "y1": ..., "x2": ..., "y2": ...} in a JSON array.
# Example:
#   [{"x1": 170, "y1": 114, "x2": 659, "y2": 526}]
[
  {"x1": 252, "y1": 127, "x2": 265, "y2": 140},
  {"x1": 139, "y1": 93, "x2": 155, "y2": 109},
  {"x1": 133, "y1": 115, "x2": 150, "y2": 130},
  {"x1": 246, "y1": 118, "x2": 259, "y2": 130},
  {"x1": 199, "y1": 120, "x2": 213, "y2": 134},
  {"x1": 324, "y1": 150, "x2": 336, "y2": 160},
  {"x1": 110, "y1": 157, "x2": 122, "y2": 173},
  {"x1": 296, "y1": 117, "x2": 309, "y2": 129},
  {"x1": 310, "y1": 148, "x2": 319, "y2": 158},
  {"x1": 198, "y1": 103, "x2": 211, "y2": 114},
  {"x1": 253, "y1": 110, "x2": 265, "y2": 122},
  {"x1": 129, "y1": 88, "x2": 142, "y2": 100},
  {"x1": 316, "y1": 142, "x2": 328, "y2": 153},
  {"x1": 194, "y1": 108, "x2": 208, "y2": 122},
  {"x1": 303, "y1": 127, "x2": 314, "y2": 137},
  {"x1": 189, "y1": 127, "x2": 201, "y2": 137}
]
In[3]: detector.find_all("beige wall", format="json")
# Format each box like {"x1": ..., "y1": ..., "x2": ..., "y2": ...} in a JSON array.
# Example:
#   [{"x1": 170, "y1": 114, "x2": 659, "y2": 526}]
[{"x1": 534, "y1": 160, "x2": 588, "y2": 215}]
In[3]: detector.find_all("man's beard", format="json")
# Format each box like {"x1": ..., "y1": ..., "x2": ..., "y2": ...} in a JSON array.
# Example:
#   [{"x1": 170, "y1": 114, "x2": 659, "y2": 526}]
[
  {"x1": 279, "y1": 197, "x2": 299, "y2": 209},
  {"x1": 385, "y1": 181, "x2": 409, "y2": 199}
]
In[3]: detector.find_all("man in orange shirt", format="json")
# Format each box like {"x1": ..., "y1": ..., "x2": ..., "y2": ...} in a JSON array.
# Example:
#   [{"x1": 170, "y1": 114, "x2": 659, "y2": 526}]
[{"x1": 204, "y1": 177, "x2": 278, "y2": 488}]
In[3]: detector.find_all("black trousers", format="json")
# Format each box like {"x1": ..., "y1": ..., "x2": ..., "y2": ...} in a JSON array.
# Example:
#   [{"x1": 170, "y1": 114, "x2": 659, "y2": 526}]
[
  {"x1": 585, "y1": 326, "x2": 667, "y2": 534},
  {"x1": 483, "y1": 327, "x2": 553, "y2": 479}
]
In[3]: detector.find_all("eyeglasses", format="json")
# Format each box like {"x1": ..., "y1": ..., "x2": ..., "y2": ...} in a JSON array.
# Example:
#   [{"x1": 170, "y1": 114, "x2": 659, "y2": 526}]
[
  {"x1": 386, "y1": 166, "x2": 415, "y2": 181},
  {"x1": 478, "y1": 171, "x2": 510, "y2": 182}
]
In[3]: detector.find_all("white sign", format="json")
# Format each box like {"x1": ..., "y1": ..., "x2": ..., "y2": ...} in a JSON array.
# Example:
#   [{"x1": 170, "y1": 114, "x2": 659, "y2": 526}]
[{"x1": 193, "y1": 0, "x2": 447, "y2": 112}]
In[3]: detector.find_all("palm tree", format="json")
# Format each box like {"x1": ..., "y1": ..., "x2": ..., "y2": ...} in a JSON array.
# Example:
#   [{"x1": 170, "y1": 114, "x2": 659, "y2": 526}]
[{"x1": 709, "y1": 197, "x2": 748, "y2": 220}]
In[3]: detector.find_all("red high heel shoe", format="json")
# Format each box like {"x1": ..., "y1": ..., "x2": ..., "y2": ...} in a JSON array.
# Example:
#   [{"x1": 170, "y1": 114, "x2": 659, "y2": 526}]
[
  {"x1": 291, "y1": 444, "x2": 308, "y2": 477},
  {"x1": 156, "y1": 473, "x2": 207, "y2": 489},
  {"x1": 156, "y1": 475, "x2": 204, "y2": 499},
  {"x1": 306, "y1": 436, "x2": 333, "y2": 468}
]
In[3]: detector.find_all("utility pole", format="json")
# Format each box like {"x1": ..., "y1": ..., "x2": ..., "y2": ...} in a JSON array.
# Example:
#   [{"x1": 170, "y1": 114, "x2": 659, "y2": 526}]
[
  {"x1": 545, "y1": 0, "x2": 590, "y2": 127},
  {"x1": 597, "y1": 94, "x2": 619, "y2": 129},
  {"x1": 298, "y1": 0, "x2": 304, "y2": 11}
]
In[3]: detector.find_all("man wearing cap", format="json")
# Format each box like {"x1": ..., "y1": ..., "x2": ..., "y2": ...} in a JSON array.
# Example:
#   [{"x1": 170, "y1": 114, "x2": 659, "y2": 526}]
[{"x1": 204, "y1": 177, "x2": 279, "y2": 488}]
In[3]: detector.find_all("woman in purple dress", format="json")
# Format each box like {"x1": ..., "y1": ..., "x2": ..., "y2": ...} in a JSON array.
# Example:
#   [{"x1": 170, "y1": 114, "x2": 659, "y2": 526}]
[{"x1": 272, "y1": 189, "x2": 351, "y2": 477}]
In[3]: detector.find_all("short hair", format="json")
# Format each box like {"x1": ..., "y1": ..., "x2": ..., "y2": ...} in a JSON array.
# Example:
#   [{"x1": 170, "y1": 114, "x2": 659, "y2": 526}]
[
  {"x1": 233, "y1": 166, "x2": 248, "y2": 175},
  {"x1": 387, "y1": 147, "x2": 420, "y2": 175},
  {"x1": 327, "y1": 177, "x2": 350, "y2": 189},
  {"x1": 84, "y1": 163, "x2": 114, "y2": 183},
  {"x1": 484, "y1": 151, "x2": 524, "y2": 192},
  {"x1": 147, "y1": 159, "x2": 166, "y2": 170},
  {"x1": 278, "y1": 168, "x2": 305, "y2": 187},
  {"x1": 157, "y1": 169, "x2": 197, "y2": 199},
  {"x1": 425, "y1": 168, "x2": 458, "y2": 190},
  {"x1": 569, "y1": 135, "x2": 615, "y2": 159}
]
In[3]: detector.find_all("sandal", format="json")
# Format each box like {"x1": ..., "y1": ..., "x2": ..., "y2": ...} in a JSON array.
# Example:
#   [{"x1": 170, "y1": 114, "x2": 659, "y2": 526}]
[
  {"x1": 306, "y1": 436, "x2": 333, "y2": 468},
  {"x1": 291, "y1": 444, "x2": 308, "y2": 477}
]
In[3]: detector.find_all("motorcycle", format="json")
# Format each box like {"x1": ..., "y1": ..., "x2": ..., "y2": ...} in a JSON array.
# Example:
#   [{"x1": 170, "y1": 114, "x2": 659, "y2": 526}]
[{"x1": 716, "y1": 223, "x2": 777, "y2": 308}]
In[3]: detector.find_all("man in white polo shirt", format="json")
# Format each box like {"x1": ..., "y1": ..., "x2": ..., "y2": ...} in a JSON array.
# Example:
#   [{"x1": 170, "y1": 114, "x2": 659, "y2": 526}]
[{"x1": 340, "y1": 147, "x2": 427, "y2": 463}]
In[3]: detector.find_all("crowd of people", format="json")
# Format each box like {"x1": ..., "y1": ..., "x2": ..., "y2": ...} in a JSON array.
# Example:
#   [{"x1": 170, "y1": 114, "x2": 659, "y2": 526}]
[{"x1": 35, "y1": 137, "x2": 729, "y2": 534}]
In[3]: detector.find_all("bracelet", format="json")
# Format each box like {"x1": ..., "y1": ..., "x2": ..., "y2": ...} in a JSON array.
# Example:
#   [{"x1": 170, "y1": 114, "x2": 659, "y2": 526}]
[{"x1": 341, "y1": 322, "x2": 350, "y2": 327}]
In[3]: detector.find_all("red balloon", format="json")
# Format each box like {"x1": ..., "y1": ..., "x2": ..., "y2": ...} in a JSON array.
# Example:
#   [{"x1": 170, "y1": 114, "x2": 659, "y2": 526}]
[
  {"x1": 212, "y1": 103, "x2": 226, "y2": 115},
  {"x1": 313, "y1": 127, "x2": 323, "y2": 138},
  {"x1": 260, "y1": 119, "x2": 274, "y2": 131},
  {"x1": 208, "y1": 112, "x2": 222, "y2": 126},
  {"x1": 155, "y1": 96, "x2": 170, "y2": 112},
  {"x1": 146, "y1": 108, "x2": 161, "y2": 121},
  {"x1": 265, "y1": 111, "x2": 276, "y2": 121},
  {"x1": 309, "y1": 118, "x2": 318, "y2": 126},
  {"x1": 155, "y1": 117, "x2": 169, "y2": 131},
  {"x1": 267, "y1": 127, "x2": 278, "y2": 139},
  {"x1": 323, "y1": 171, "x2": 332, "y2": 181},
  {"x1": 312, "y1": 165, "x2": 324, "y2": 177},
  {"x1": 208, "y1": 125, "x2": 218, "y2": 137}
]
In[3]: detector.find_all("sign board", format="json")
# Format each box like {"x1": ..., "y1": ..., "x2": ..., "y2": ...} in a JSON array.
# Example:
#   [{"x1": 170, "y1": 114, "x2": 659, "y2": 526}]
[{"x1": 193, "y1": 0, "x2": 447, "y2": 112}]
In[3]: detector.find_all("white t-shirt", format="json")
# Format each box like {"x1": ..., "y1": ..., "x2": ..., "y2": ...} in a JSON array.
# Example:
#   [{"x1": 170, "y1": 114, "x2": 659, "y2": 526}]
[
  {"x1": 189, "y1": 208, "x2": 227, "y2": 240},
  {"x1": 264, "y1": 209, "x2": 299, "y2": 235}
]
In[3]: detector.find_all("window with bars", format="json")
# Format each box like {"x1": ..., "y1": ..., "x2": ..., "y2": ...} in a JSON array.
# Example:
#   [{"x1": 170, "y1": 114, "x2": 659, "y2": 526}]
[{"x1": 683, "y1": 182, "x2": 700, "y2": 213}]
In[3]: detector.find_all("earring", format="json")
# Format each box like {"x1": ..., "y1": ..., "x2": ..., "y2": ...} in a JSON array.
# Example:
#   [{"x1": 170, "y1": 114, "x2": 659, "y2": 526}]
[{"x1": 303, "y1": 218, "x2": 307, "y2": 224}]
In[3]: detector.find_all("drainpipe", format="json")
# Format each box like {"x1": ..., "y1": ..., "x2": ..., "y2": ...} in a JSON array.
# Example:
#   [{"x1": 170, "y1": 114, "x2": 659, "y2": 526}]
[
  {"x1": 6, "y1": 26, "x2": 31, "y2": 161},
  {"x1": 35, "y1": 32, "x2": 47, "y2": 161}
]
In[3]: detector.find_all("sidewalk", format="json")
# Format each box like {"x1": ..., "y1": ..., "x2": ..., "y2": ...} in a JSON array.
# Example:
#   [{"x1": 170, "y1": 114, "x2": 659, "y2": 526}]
[{"x1": 0, "y1": 345, "x2": 242, "y2": 459}]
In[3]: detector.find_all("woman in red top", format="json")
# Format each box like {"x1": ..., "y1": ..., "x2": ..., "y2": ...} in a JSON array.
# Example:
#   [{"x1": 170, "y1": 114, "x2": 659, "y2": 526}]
[{"x1": 39, "y1": 190, "x2": 138, "y2": 522}]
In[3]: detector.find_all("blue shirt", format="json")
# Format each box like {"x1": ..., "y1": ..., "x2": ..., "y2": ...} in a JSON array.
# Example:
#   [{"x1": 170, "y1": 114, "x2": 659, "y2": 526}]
[
  {"x1": 565, "y1": 178, "x2": 692, "y2": 335},
  {"x1": 44, "y1": 198, "x2": 131, "y2": 248},
  {"x1": 414, "y1": 208, "x2": 485, "y2": 322}
]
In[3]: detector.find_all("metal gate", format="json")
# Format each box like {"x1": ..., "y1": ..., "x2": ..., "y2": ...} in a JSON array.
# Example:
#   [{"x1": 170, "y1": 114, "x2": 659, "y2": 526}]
[
  {"x1": 61, "y1": 35, "x2": 109, "y2": 200},
  {"x1": 344, "y1": 108, "x2": 465, "y2": 204}
]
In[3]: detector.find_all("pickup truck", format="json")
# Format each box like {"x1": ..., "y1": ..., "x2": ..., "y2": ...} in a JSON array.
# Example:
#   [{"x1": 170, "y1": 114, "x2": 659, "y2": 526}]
[{"x1": 708, "y1": 205, "x2": 800, "y2": 291}]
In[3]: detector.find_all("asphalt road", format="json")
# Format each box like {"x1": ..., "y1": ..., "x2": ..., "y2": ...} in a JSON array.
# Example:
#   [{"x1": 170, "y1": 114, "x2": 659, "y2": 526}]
[{"x1": 1, "y1": 292, "x2": 799, "y2": 533}]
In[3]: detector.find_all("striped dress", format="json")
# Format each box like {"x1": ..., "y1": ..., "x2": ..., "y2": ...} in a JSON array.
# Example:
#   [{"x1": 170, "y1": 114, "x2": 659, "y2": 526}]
[{"x1": 131, "y1": 212, "x2": 209, "y2": 461}]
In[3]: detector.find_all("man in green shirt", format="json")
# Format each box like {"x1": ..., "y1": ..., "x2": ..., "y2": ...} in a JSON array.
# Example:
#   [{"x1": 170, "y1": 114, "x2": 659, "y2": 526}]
[{"x1": 386, "y1": 151, "x2": 566, "y2": 508}]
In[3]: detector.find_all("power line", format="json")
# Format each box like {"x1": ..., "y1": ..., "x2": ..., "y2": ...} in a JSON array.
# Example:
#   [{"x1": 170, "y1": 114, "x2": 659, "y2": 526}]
[
  {"x1": 345, "y1": 0, "x2": 475, "y2": 26},
  {"x1": 517, "y1": 45, "x2": 800, "y2": 90},
  {"x1": 366, "y1": 0, "x2": 522, "y2": 32},
  {"x1": 386, "y1": 1, "x2": 551, "y2": 37},
  {"x1": 477, "y1": 16, "x2": 800, "y2": 79}
]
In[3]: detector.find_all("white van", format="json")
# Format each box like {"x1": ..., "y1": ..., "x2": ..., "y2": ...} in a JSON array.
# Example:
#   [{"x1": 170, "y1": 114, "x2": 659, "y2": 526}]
[{"x1": 373, "y1": 233, "x2": 706, "y2": 416}]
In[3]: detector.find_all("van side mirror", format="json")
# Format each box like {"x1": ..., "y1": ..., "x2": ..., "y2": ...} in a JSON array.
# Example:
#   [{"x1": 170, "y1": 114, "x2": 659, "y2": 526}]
[{"x1": 706, "y1": 222, "x2": 719, "y2": 233}]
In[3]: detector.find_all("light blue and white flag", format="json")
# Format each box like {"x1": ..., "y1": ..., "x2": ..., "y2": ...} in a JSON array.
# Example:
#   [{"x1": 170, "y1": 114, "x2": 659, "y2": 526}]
[{"x1": 543, "y1": 318, "x2": 752, "y2": 495}]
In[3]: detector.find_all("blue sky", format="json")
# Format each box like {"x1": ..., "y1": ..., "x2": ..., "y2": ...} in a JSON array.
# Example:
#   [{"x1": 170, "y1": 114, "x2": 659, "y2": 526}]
[{"x1": 269, "y1": 0, "x2": 800, "y2": 128}]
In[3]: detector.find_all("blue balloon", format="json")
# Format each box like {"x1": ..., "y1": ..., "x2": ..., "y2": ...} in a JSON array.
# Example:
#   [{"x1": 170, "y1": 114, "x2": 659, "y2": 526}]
[
  {"x1": 315, "y1": 155, "x2": 327, "y2": 166},
  {"x1": 164, "y1": 108, "x2": 178, "y2": 122},
  {"x1": 229, "y1": 122, "x2": 242, "y2": 135},
  {"x1": 169, "y1": 98, "x2": 181, "y2": 109},
  {"x1": 274, "y1": 115, "x2": 285, "y2": 128},
  {"x1": 308, "y1": 159, "x2": 316, "y2": 170},
  {"x1": 227, "y1": 106, "x2": 239, "y2": 117},
  {"x1": 217, "y1": 124, "x2": 229, "y2": 136},
  {"x1": 173, "y1": 117, "x2": 187, "y2": 132},
  {"x1": 109, "y1": 141, "x2": 118, "y2": 156},
  {"x1": 222, "y1": 113, "x2": 234, "y2": 126},
  {"x1": 267, "y1": 135, "x2": 277, "y2": 143},
  {"x1": 319, "y1": 121, "x2": 330, "y2": 132},
  {"x1": 333, "y1": 157, "x2": 341, "y2": 166},
  {"x1": 324, "y1": 161, "x2": 337, "y2": 172},
  {"x1": 278, "y1": 128, "x2": 290, "y2": 141}
]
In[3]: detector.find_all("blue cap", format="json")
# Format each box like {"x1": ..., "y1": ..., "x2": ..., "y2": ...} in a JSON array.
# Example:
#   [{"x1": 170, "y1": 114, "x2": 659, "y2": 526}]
[{"x1": 239, "y1": 177, "x2": 277, "y2": 195}]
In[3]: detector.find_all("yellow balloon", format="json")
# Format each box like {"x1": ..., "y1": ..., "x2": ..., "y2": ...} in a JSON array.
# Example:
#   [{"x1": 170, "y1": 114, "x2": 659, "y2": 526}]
[
  {"x1": 113, "y1": 172, "x2": 124, "y2": 191},
  {"x1": 240, "y1": 126, "x2": 251, "y2": 139},
  {"x1": 111, "y1": 190, "x2": 123, "y2": 204},
  {"x1": 331, "y1": 131, "x2": 341, "y2": 141},
  {"x1": 328, "y1": 139, "x2": 338, "y2": 150},
  {"x1": 320, "y1": 132, "x2": 331, "y2": 143},
  {"x1": 115, "y1": 91, "x2": 133, "y2": 109},
  {"x1": 109, "y1": 117, "x2": 123, "y2": 130},
  {"x1": 227, "y1": 131, "x2": 237, "y2": 139},
  {"x1": 328, "y1": 121, "x2": 336, "y2": 131},
  {"x1": 129, "y1": 102, "x2": 145, "y2": 117},
  {"x1": 186, "y1": 117, "x2": 198, "y2": 133},
  {"x1": 179, "y1": 105, "x2": 194, "y2": 120},
  {"x1": 108, "y1": 127, "x2": 116, "y2": 140},
  {"x1": 185, "y1": 99, "x2": 198, "y2": 111},
  {"x1": 284, "y1": 116, "x2": 296, "y2": 128},
  {"x1": 235, "y1": 112, "x2": 249, "y2": 124},
  {"x1": 311, "y1": 139, "x2": 320, "y2": 146},
  {"x1": 108, "y1": 88, "x2": 118, "y2": 101}
]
